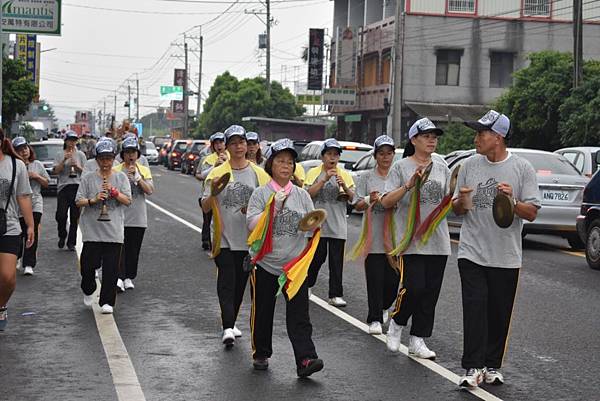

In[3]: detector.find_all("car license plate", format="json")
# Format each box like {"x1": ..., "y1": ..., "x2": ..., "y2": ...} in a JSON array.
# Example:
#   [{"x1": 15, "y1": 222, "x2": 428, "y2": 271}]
[{"x1": 542, "y1": 190, "x2": 569, "y2": 202}]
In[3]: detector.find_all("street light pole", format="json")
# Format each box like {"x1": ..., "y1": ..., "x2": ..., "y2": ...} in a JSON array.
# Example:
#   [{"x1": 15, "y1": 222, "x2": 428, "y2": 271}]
[
  {"x1": 127, "y1": 84, "x2": 132, "y2": 120},
  {"x1": 196, "y1": 32, "x2": 203, "y2": 118},
  {"x1": 136, "y1": 74, "x2": 140, "y2": 121},
  {"x1": 183, "y1": 37, "x2": 189, "y2": 137},
  {"x1": 266, "y1": 0, "x2": 271, "y2": 95}
]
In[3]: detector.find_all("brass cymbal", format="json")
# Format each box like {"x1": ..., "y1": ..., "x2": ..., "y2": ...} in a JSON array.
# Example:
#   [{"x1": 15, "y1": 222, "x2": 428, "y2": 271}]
[
  {"x1": 211, "y1": 172, "x2": 231, "y2": 196},
  {"x1": 448, "y1": 165, "x2": 461, "y2": 195},
  {"x1": 421, "y1": 162, "x2": 434, "y2": 184},
  {"x1": 298, "y1": 209, "x2": 327, "y2": 232},
  {"x1": 492, "y1": 192, "x2": 515, "y2": 228}
]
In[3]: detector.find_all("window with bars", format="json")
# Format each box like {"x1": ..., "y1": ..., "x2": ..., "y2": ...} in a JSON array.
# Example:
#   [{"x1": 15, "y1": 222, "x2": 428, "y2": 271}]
[
  {"x1": 523, "y1": 0, "x2": 550, "y2": 16},
  {"x1": 435, "y1": 49, "x2": 462, "y2": 86},
  {"x1": 489, "y1": 52, "x2": 514, "y2": 88},
  {"x1": 448, "y1": 0, "x2": 475, "y2": 13}
]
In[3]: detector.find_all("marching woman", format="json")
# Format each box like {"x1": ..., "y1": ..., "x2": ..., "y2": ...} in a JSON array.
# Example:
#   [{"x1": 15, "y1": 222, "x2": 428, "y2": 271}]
[
  {"x1": 196, "y1": 132, "x2": 228, "y2": 251},
  {"x1": 12, "y1": 137, "x2": 50, "y2": 276},
  {"x1": 245, "y1": 132, "x2": 264, "y2": 165},
  {"x1": 114, "y1": 137, "x2": 154, "y2": 292},
  {"x1": 246, "y1": 138, "x2": 324, "y2": 377},
  {"x1": 53, "y1": 130, "x2": 87, "y2": 251},
  {"x1": 0, "y1": 128, "x2": 34, "y2": 330},
  {"x1": 305, "y1": 138, "x2": 355, "y2": 307},
  {"x1": 76, "y1": 140, "x2": 131, "y2": 314},
  {"x1": 200, "y1": 125, "x2": 270, "y2": 347},
  {"x1": 381, "y1": 118, "x2": 451, "y2": 359},
  {"x1": 262, "y1": 145, "x2": 306, "y2": 187},
  {"x1": 349, "y1": 135, "x2": 399, "y2": 335}
]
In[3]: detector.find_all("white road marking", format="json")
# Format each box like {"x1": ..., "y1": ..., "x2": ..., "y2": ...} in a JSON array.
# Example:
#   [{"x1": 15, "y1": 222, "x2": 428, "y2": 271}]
[
  {"x1": 148, "y1": 202, "x2": 502, "y2": 401},
  {"x1": 450, "y1": 238, "x2": 585, "y2": 259},
  {"x1": 75, "y1": 229, "x2": 147, "y2": 401}
]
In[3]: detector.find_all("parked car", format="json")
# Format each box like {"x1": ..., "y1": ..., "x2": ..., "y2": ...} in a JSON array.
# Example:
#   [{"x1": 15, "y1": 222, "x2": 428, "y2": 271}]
[
  {"x1": 447, "y1": 148, "x2": 589, "y2": 249},
  {"x1": 159, "y1": 141, "x2": 172, "y2": 166},
  {"x1": 181, "y1": 140, "x2": 209, "y2": 175},
  {"x1": 151, "y1": 136, "x2": 170, "y2": 151},
  {"x1": 576, "y1": 161, "x2": 600, "y2": 269},
  {"x1": 554, "y1": 147, "x2": 600, "y2": 178},
  {"x1": 167, "y1": 139, "x2": 190, "y2": 170},
  {"x1": 143, "y1": 141, "x2": 159, "y2": 165},
  {"x1": 30, "y1": 139, "x2": 64, "y2": 195},
  {"x1": 192, "y1": 145, "x2": 213, "y2": 176},
  {"x1": 298, "y1": 140, "x2": 373, "y2": 172}
]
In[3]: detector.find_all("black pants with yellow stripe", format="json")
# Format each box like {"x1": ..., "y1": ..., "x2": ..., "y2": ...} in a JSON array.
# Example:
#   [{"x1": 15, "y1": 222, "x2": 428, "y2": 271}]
[
  {"x1": 214, "y1": 249, "x2": 249, "y2": 330},
  {"x1": 391, "y1": 254, "x2": 447, "y2": 337},
  {"x1": 458, "y1": 258, "x2": 519, "y2": 370},
  {"x1": 250, "y1": 266, "x2": 318, "y2": 366},
  {"x1": 365, "y1": 254, "x2": 400, "y2": 323}
]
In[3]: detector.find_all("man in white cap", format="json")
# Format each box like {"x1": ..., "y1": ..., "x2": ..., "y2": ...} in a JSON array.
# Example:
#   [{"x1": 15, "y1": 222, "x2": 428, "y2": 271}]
[{"x1": 452, "y1": 110, "x2": 541, "y2": 388}]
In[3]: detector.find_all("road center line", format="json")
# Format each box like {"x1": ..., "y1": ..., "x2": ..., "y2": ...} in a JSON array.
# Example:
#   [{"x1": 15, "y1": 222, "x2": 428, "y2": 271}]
[
  {"x1": 75, "y1": 229, "x2": 147, "y2": 401},
  {"x1": 147, "y1": 200, "x2": 502, "y2": 401}
]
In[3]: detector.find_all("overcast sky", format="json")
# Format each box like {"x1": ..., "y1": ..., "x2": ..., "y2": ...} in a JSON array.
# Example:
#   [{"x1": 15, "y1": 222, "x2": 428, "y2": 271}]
[{"x1": 35, "y1": 0, "x2": 333, "y2": 127}]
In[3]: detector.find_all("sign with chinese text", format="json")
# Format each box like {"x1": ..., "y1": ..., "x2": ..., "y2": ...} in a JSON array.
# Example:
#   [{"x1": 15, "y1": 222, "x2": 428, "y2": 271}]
[
  {"x1": 322, "y1": 88, "x2": 356, "y2": 106},
  {"x1": 1, "y1": 0, "x2": 62, "y2": 36},
  {"x1": 160, "y1": 86, "x2": 183, "y2": 101},
  {"x1": 15, "y1": 34, "x2": 36, "y2": 85},
  {"x1": 307, "y1": 28, "x2": 324, "y2": 91},
  {"x1": 296, "y1": 94, "x2": 322, "y2": 105},
  {"x1": 336, "y1": 27, "x2": 357, "y2": 86}
]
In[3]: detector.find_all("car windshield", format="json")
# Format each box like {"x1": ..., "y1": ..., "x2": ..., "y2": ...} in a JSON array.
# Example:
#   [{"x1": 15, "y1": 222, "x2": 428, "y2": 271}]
[
  {"x1": 340, "y1": 148, "x2": 371, "y2": 164},
  {"x1": 191, "y1": 143, "x2": 205, "y2": 153},
  {"x1": 517, "y1": 152, "x2": 581, "y2": 176},
  {"x1": 154, "y1": 137, "x2": 169, "y2": 147},
  {"x1": 30, "y1": 143, "x2": 63, "y2": 161},
  {"x1": 174, "y1": 142, "x2": 188, "y2": 152}
]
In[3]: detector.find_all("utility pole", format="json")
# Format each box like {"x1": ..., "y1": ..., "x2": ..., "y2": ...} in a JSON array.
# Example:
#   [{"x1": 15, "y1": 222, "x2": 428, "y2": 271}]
[
  {"x1": 136, "y1": 74, "x2": 140, "y2": 121},
  {"x1": 266, "y1": 0, "x2": 271, "y2": 95},
  {"x1": 103, "y1": 99, "x2": 106, "y2": 133},
  {"x1": 389, "y1": 0, "x2": 406, "y2": 145},
  {"x1": 196, "y1": 33, "x2": 203, "y2": 118},
  {"x1": 113, "y1": 92, "x2": 117, "y2": 130},
  {"x1": 573, "y1": 0, "x2": 583, "y2": 88},
  {"x1": 0, "y1": 5, "x2": 4, "y2": 127},
  {"x1": 127, "y1": 84, "x2": 132, "y2": 120},
  {"x1": 183, "y1": 36, "x2": 189, "y2": 138}
]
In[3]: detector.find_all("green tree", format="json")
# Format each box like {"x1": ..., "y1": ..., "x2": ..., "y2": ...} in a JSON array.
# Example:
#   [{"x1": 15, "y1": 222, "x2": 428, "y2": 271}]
[
  {"x1": 436, "y1": 122, "x2": 475, "y2": 154},
  {"x1": 558, "y1": 74, "x2": 600, "y2": 146},
  {"x1": 2, "y1": 57, "x2": 37, "y2": 130},
  {"x1": 198, "y1": 72, "x2": 304, "y2": 135}
]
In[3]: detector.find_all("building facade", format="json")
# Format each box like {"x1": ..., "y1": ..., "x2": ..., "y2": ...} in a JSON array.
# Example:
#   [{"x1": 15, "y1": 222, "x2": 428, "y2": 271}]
[{"x1": 330, "y1": 0, "x2": 600, "y2": 144}]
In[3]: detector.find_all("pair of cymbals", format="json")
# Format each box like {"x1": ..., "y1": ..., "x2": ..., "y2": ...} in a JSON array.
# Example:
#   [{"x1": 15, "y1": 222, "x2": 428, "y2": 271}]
[
  {"x1": 298, "y1": 209, "x2": 327, "y2": 232},
  {"x1": 493, "y1": 193, "x2": 515, "y2": 228},
  {"x1": 211, "y1": 172, "x2": 231, "y2": 196}
]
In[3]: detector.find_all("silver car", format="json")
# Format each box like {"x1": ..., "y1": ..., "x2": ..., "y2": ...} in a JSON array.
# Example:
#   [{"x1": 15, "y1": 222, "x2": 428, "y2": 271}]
[
  {"x1": 554, "y1": 146, "x2": 600, "y2": 178},
  {"x1": 447, "y1": 148, "x2": 589, "y2": 249},
  {"x1": 30, "y1": 139, "x2": 64, "y2": 194}
]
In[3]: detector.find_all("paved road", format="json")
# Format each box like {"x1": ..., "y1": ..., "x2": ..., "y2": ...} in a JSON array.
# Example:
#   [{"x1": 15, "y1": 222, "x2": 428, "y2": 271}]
[{"x1": 1, "y1": 165, "x2": 599, "y2": 401}]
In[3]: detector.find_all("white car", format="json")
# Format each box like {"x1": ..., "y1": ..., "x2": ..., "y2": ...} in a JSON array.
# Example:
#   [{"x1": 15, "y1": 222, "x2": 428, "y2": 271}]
[
  {"x1": 298, "y1": 140, "x2": 373, "y2": 172},
  {"x1": 554, "y1": 146, "x2": 600, "y2": 178},
  {"x1": 144, "y1": 141, "x2": 159, "y2": 165}
]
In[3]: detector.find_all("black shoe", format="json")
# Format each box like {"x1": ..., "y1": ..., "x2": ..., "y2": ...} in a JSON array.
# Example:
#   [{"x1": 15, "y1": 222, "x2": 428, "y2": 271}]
[
  {"x1": 253, "y1": 357, "x2": 269, "y2": 371},
  {"x1": 67, "y1": 245, "x2": 76, "y2": 252},
  {"x1": 202, "y1": 240, "x2": 210, "y2": 250},
  {"x1": 58, "y1": 238, "x2": 65, "y2": 249},
  {"x1": 297, "y1": 358, "x2": 324, "y2": 378}
]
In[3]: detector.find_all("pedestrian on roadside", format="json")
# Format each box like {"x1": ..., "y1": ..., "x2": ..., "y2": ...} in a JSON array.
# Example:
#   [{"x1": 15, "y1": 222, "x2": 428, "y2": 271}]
[
  {"x1": 305, "y1": 138, "x2": 355, "y2": 307},
  {"x1": 75, "y1": 140, "x2": 131, "y2": 314},
  {"x1": 200, "y1": 125, "x2": 270, "y2": 347},
  {"x1": 196, "y1": 132, "x2": 228, "y2": 251},
  {"x1": 246, "y1": 138, "x2": 324, "y2": 377},
  {"x1": 0, "y1": 128, "x2": 34, "y2": 331},
  {"x1": 381, "y1": 119, "x2": 450, "y2": 360},
  {"x1": 12, "y1": 137, "x2": 50, "y2": 276},
  {"x1": 113, "y1": 137, "x2": 154, "y2": 293},
  {"x1": 245, "y1": 132, "x2": 264, "y2": 165},
  {"x1": 53, "y1": 130, "x2": 87, "y2": 251},
  {"x1": 350, "y1": 135, "x2": 399, "y2": 335},
  {"x1": 453, "y1": 110, "x2": 540, "y2": 387}
]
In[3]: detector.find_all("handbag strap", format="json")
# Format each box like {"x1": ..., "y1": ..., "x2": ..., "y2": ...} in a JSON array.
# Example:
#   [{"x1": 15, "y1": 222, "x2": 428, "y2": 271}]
[{"x1": 4, "y1": 156, "x2": 16, "y2": 211}]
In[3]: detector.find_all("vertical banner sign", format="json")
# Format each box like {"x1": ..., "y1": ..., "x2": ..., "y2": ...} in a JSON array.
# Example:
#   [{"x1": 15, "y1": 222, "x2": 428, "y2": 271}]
[
  {"x1": 172, "y1": 68, "x2": 186, "y2": 115},
  {"x1": 25, "y1": 35, "x2": 36, "y2": 84},
  {"x1": 336, "y1": 27, "x2": 357, "y2": 86},
  {"x1": 15, "y1": 34, "x2": 27, "y2": 63},
  {"x1": 307, "y1": 28, "x2": 324, "y2": 91},
  {"x1": 34, "y1": 43, "x2": 41, "y2": 102}
]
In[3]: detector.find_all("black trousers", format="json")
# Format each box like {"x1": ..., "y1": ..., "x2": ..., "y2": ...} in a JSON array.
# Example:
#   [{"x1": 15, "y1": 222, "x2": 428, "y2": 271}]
[
  {"x1": 202, "y1": 211, "x2": 212, "y2": 244},
  {"x1": 250, "y1": 266, "x2": 318, "y2": 365},
  {"x1": 55, "y1": 184, "x2": 80, "y2": 247},
  {"x1": 307, "y1": 237, "x2": 345, "y2": 298},
  {"x1": 214, "y1": 248, "x2": 249, "y2": 330},
  {"x1": 392, "y1": 254, "x2": 447, "y2": 338},
  {"x1": 80, "y1": 242, "x2": 122, "y2": 307},
  {"x1": 18, "y1": 212, "x2": 42, "y2": 268},
  {"x1": 458, "y1": 258, "x2": 519, "y2": 369},
  {"x1": 119, "y1": 227, "x2": 146, "y2": 280},
  {"x1": 365, "y1": 254, "x2": 400, "y2": 323}
]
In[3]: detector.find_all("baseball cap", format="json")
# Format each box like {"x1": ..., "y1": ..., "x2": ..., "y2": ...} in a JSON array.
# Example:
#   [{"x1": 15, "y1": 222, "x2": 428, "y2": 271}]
[
  {"x1": 408, "y1": 118, "x2": 444, "y2": 139},
  {"x1": 320, "y1": 138, "x2": 342, "y2": 155},
  {"x1": 464, "y1": 110, "x2": 511, "y2": 137},
  {"x1": 65, "y1": 130, "x2": 79, "y2": 140},
  {"x1": 11, "y1": 136, "x2": 27, "y2": 149},
  {"x1": 209, "y1": 132, "x2": 225, "y2": 142},
  {"x1": 121, "y1": 136, "x2": 139, "y2": 151},
  {"x1": 246, "y1": 132, "x2": 260, "y2": 142},
  {"x1": 224, "y1": 125, "x2": 246, "y2": 144},
  {"x1": 373, "y1": 135, "x2": 394, "y2": 152},
  {"x1": 95, "y1": 140, "x2": 116, "y2": 156},
  {"x1": 269, "y1": 138, "x2": 297, "y2": 159}
]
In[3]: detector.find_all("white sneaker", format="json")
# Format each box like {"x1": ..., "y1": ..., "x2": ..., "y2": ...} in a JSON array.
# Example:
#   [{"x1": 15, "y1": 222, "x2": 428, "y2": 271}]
[
  {"x1": 222, "y1": 328, "x2": 235, "y2": 346},
  {"x1": 232, "y1": 326, "x2": 242, "y2": 337},
  {"x1": 308, "y1": 288, "x2": 312, "y2": 297},
  {"x1": 83, "y1": 294, "x2": 94, "y2": 307},
  {"x1": 368, "y1": 321, "x2": 383, "y2": 335},
  {"x1": 484, "y1": 368, "x2": 504, "y2": 385},
  {"x1": 101, "y1": 304, "x2": 114, "y2": 314},
  {"x1": 386, "y1": 320, "x2": 403, "y2": 352},
  {"x1": 458, "y1": 368, "x2": 484, "y2": 388},
  {"x1": 408, "y1": 336, "x2": 436, "y2": 360},
  {"x1": 123, "y1": 279, "x2": 135, "y2": 290},
  {"x1": 95, "y1": 269, "x2": 99, "y2": 279},
  {"x1": 116, "y1": 279, "x2": 125, "y2": 293},
  {"x1": 16, "y1": 259, "x2": 22, "y2": 271},
  {"x1": 328, "y1": 297, "x2": 347, "y2": 307},
  {"x1": 23, "y1": 266, "x2": 34, "y2": 276},
  {"x1": 382, "y1": 309, "x2": 389, "y2": 324}
]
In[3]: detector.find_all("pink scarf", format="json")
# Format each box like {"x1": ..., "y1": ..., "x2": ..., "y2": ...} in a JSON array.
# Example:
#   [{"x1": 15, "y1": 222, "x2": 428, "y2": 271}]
[{"x1": 268, "y1": 179, "x2": 293, "y2": 195}]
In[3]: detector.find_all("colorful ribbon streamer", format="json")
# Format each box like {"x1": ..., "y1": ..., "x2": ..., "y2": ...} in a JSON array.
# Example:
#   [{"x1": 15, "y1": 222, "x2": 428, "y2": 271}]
[
  {"x1": 414, "y1": 194, "x2": 453, "y2": 247},
  {"x1": 388, "y1": 177, "x2": 422, "y2": 256},
  {"x1": 247, "y1": 194, "x2": 276, "y2": 265},
  {"x1": 277, "y1": 228, "x2": 322, "y2": 300},
  {"x1": 347, "y1": 204, "x2": 374, "y2": 260},
  {"x1": 210, "y1": 198, "x2": 223, "y2": 259}
]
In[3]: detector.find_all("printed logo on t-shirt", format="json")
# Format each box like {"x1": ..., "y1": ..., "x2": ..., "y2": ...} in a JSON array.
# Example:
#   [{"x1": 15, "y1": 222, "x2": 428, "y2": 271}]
[
  {"x1": 373, "y1": 202, "x2": 386, "y2": 214},
  {"x1": 273, "y1": 207, "x2": 302, "y2": 237},
  {"x1": 222, "y1": 182, "x2": 254, "y2": 210},
  {"x1": 472, "y1": 178, "x2": 499, "y2": 209},
  {"x1": 315, "y1": 181, "x2": 340, "y2": 204},
  {"x1": 420, "y1": 180, "x2": 443, "y2": 205},
  {"x1": 0, "y1": 178, "x2": 10, "y2": 206}
]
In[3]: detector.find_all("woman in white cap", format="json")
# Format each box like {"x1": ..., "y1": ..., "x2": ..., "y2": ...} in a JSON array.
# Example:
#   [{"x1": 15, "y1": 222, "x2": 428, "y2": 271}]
[
  {"x1": 246, "y1": 138, "x2": 324, "y2": 377},
  {"x1": 245, "y1": 132, "x2": 264, "y2": 166},
  {"x1": 0, "y1": 128, "x2": 34, "y2": 331},
  {"x1": 75, "y1": 140, "x2": 132, "y2": 314},
  {"x1": 304, "y1": 138, "x2": 355, "y2": 307},
  {"x1": 196, "y1": 132, "x2": 228, "y2": 251},
  {"x1": 53, "y1": 130, "x2": 87, "y2": 251},
  {"x1": 200, "y1": 125, "x2": 270, "y2": 347},
  {"x1": 381, "y1": 118, "x2": 450, "y2": 360},
  {"x1": 350, "y1": 135, "x2": 399, "y2": 334},
  {"x1": 453, "y1": 110, "x2": 540, "y2": 388},
  {"x1": 82, "y1": 137, "x2": 118, "y2": 176},
  {"x1": 114, "y1": 137, "x2": 154, "y2": 292},
  {"x1": 12, "y1": 137, "x2": 50, "y2": 276}
]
